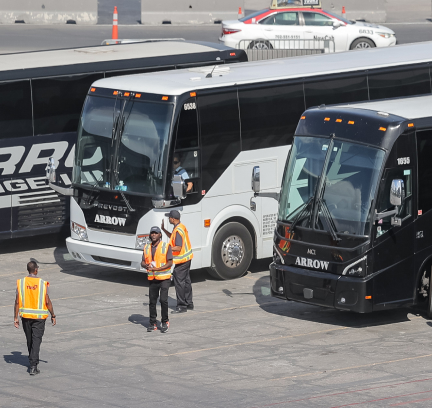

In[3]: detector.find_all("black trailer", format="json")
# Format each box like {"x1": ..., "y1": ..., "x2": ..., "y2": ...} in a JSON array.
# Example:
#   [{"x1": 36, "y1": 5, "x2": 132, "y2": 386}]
[{"x1": 0, "y1": 41, "x2": 246, "y2": 240}]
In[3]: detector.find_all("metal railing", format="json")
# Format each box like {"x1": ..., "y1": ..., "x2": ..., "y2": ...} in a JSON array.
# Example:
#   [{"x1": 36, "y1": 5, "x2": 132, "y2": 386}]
[{"x1": 237, "y1": 38, "x2": 335, "y2": 61}]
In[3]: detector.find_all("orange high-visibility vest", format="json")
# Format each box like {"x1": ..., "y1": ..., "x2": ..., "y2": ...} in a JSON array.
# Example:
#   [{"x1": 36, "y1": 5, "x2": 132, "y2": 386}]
[
  {"x1": 169, "y1": 222, "x2": 193, "y2": 265},
  {"x1": 143, "y1": 241, "x2": 172, "y2": 280},
  {"x1": 16, "y1": 277, "x2": 49, "y2": 319}
]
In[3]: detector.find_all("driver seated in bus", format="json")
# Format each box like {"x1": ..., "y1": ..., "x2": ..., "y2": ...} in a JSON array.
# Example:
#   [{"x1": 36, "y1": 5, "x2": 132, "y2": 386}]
[{"x1": 173, "y1": 153, "x2": 193, "y2": 193}]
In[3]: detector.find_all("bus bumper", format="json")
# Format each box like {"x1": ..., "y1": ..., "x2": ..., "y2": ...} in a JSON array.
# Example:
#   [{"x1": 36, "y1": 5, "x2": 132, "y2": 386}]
[
  {"x1": 66, "y1": 237, "x2": 145, "y2": 272},
  {"x1": 270, "y1": 262, "x2": 373, "y2": 313}
]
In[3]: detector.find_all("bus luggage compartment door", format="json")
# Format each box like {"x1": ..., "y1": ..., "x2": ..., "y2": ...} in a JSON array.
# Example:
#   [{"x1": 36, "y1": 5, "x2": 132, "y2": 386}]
[{"x1": 282, "y1": 265, "x2": 339, "y2": 308}]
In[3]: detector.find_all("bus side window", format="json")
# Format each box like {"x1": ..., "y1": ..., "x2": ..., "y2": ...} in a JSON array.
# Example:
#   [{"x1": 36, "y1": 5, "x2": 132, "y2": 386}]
[
  {"x1": 417, "y1": 130, "x2": 432, "y2": 215},
  {"x1": 172, "y1": 98, "x2": 199, "y2": 193},
  {"x1": 32, "y1": 73, "x2": 103, "y2": 136},
  {"x1": 0, "y1": 80, "x2": 33, "y2": 139},
  {"x1": 375, "y1": 168, "x2": 412, "y2": 238}
]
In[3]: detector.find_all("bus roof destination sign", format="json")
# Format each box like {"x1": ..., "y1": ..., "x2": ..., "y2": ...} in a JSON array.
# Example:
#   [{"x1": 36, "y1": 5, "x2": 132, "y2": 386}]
[{"x1": 270, "y1": 0, "x2": 321, "y2": 9}]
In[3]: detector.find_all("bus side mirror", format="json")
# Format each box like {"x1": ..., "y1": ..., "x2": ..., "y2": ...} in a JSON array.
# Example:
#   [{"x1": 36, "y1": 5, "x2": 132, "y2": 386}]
[
  {"x1": 390, "y1": 179, "x2": 405, "y2": 227},
  {"x1": 390, "y1": 179, "x2": 405, "y2": 207},
  {"x1": 252, "y1": 166, "x2": 260, "y2": 194},
  {"x1": 46, "y1": 157, "x2": 56, "y2": 183},
  {"x1": 45, "y1": 157, "x2": 74, "y2": 196},
  {"x1": 172, "y1": 174, "x2": 187, "y2": 200}
]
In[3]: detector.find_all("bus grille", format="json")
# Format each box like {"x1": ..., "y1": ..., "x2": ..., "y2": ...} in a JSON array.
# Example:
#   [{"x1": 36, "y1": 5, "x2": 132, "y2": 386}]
[{"x1": 17, "y1": 197, "x2": 67, "y2": 229}]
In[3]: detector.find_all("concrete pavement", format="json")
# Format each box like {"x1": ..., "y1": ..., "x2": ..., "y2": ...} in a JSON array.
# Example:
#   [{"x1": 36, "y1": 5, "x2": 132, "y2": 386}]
[{"x1": 2, "y1": 237, "x2": 432, "y2": 407}]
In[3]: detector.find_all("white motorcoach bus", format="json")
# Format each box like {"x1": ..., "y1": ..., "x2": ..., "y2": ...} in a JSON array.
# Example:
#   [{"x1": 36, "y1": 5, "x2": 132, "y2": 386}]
[
  {"x1": 48, "y1": 41, "x2": 432, "y2": 279},
  {"x1": 0, "y1": 41, "x2": 246, "y2": 240}
]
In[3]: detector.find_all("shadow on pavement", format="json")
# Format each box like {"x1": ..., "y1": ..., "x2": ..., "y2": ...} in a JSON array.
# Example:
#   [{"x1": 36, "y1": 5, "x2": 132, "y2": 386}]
[
  {"x1": 3, "y1": 351, "x2": 46, "y2": 367},
  {"x1": 3, "y1": 351, "x2": 28, "y2": 367},
  {"x1": 128, "y1": 314, "x2": 149, "y2": 327},
  {"x1": 252, "y1": 275, "x2": 426, "y2": 328},
  {"x1": 0, "y1": 230, "x2": 68, "y2": 255}
]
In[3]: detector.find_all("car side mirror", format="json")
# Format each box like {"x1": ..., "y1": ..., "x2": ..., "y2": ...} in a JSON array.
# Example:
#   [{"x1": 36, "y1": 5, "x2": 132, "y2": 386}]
[
  {"x1": 252, "y1": 166, "x2": 260, "y2": 193},
  {"x1": 333, "y1": 20, "x2": 342, "y2": 28},
  {"x1": 172, "y1": 174, "x2": 187, "y2": 200},
  {"x1": 390, "y1": 179, "x2": 405, "y2": 207},
  {"x1": 46, "y1": 157, "x2": 56, "y2": 183}
]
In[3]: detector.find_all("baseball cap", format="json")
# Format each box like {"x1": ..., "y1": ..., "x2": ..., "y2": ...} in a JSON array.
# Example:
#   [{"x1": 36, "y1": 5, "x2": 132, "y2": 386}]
[
  {"x1": 150, "y1": 226, "x2": 161, "y2": 234},
  {"x1": 165, "y1": 209, "x2": 181, "y2": 220}
]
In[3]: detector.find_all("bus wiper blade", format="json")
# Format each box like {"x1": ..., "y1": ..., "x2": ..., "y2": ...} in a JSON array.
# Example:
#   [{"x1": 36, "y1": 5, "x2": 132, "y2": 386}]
[
  {"x1": 317, "y1": 198, "x2": 341, "y2": 242},
  {"x1": 111, "y1": 114, "x2": 120, "y2": 147},
  {"x1": 289, "y1": 196, "x2": 313, "y2": 232},
  {"x1": 83, "y1": 172, "x2": 104, "y2": 206}
]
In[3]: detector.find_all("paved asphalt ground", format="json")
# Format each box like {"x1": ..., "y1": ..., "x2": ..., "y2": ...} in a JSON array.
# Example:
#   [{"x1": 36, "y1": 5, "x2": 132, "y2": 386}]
[
  {"x1": 0, "y1": 23, "x2": 431, "y2": 54},
  {"x1": 2, "y1": 235, "x2": 432, "y2": 407}
]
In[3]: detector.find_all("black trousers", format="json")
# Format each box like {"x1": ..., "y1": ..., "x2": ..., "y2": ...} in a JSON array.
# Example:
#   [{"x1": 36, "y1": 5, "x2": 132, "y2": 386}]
[
  {"x1": 22, "y1": 318, "x2": 46, "y2": 367},
  {"x1": 149, "y1": 278, "x2": 170, "y2": 325},
  {"x1": 173, "y1": 260, "x2": 193, "y2": 309}
]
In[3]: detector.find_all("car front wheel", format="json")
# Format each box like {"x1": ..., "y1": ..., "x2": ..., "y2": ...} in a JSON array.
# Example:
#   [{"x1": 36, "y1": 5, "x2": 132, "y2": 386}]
[{"x1": 350, "y1": 38, "x2": 375, "y2": 50}]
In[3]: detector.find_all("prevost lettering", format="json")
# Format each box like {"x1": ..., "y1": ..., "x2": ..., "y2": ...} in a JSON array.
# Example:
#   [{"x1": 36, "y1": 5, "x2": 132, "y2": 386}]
[
  {"x1": 94, "y1": 203, "x2": 128, "y2": 212},
  {"x1": 295, "y1": 257, "x2": 329, "y2": 270},
  {"x1": 94, "y1": 214, "x2": 126, "y2": 226}
]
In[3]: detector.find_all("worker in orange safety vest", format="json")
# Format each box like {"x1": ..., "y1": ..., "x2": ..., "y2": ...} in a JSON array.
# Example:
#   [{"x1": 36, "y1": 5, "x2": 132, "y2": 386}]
[
  {"x1": 142, "y1": 226, "x2": 173, "y2": 333},
  {"x1": 14, "y1": 261, "x2": 56, "y2": 375},
  {"x1": 161, "y1": 209, "x2": 194, "y2": 313}
]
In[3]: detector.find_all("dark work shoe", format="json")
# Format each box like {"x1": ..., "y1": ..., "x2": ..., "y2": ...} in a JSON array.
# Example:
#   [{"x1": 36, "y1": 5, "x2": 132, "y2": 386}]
[
  {"x1": 171, "y1": 307, "x2": 187, "y2": 314},
  {"x1": 29, "y1": 366, "x2": 40, "y2": 375},
  {"x1": 147, "y1": 324, "x2": 157, "y2": 332},
  {"x1": 187, "y1": 305, "x2": 194, "y2": 310},
  {"x1": 161, "y1": 322, "x2": 170, "y2": 333}
]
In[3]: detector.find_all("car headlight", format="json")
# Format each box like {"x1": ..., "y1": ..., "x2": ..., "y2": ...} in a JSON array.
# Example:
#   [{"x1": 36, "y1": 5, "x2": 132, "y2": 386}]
[
  {"x1": 135, "y1": 234, "x2": 151, "y2": 249},
  {"x1": 71, "y1": 221, "x2": 88, "y2": 241},
  {"x1": 377, "y1": 32, "x2": 395, "y2": 39},
  {"x1": 342, "y1": 256, "x2": 367, "y2": 277}
]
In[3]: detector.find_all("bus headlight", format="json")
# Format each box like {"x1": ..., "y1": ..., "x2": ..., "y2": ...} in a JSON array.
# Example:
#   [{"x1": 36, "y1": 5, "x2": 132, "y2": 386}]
[
  {"x1": 71, "y1": 221, "x2": 88, "y2": 241},
  {"x1": 135, "y1": 234, "x2": 150, "y2": 249},
  {"x1": 342, "y1": 256, "x2": 367, "y2": 277}
]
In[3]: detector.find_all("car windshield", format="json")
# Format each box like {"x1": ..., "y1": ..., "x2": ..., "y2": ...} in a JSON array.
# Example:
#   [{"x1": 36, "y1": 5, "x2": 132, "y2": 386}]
[
  {"x1": 323, "y1": 10, "x2": 353, "y2": 24},
  {"x1": 279, "y1": 136, "x2": 385, "y2": 237},
  {"x1": 73, "y1": 95, "x2": 173, "y2": 196}
]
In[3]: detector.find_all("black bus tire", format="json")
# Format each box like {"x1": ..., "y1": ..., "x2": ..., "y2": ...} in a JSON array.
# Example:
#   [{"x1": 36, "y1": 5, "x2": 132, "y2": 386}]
[
  {"x1": 350, "y1": 38, "x2": 375, "y2": 50},
  {"x1": 208, "y1": 222, "x2": 253, "y2": 280},
  {"x1": 427, "y1": 278, "x2": 432, "y2": 319}
]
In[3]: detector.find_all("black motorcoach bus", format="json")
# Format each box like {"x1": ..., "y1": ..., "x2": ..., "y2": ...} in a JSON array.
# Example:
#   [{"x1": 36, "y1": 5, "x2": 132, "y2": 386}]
[
  {"x1": 259, "y1": 94, "x2": 432, "y2": 315},
  {"x1": 0, "y1": 41, "x2": 246, "y2": 240}
]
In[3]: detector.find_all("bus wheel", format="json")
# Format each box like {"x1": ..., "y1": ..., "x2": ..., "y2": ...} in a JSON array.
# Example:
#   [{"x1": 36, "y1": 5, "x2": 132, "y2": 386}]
[
  {"x1": 428, "y1": 275, "x2": 432, "y2": 319},
  {"x1": 350, "y1": 38, "x2": 375, "y2": 50},
  {"x1": 248, "y1": 40, "x2": 273, "y2": 50},
  {"x1": 208, "y1": 222, "x2": 253, "y2": 280}
]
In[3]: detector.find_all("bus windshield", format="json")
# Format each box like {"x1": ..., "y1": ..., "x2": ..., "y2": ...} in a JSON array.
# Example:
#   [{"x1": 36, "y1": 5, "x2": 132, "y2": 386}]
[
  {"x1": 73, "y1": 95, "x2": 173, "y2": 196},
  {"x1": 279, "y1": 136, "x2": 384, "y2": 236}
]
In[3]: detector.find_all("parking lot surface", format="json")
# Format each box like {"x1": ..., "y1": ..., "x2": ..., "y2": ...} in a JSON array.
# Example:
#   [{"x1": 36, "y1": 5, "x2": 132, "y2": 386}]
[{"x1": 2, "y1": 235, "x2": 432, "y2": 407}]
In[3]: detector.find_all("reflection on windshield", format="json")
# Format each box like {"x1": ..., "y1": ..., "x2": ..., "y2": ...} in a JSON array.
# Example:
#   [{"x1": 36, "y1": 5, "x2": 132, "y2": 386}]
[
  {"x1": 279, "y1": 136, "x2": 385, "y2": 237},
  {"x1": 73, "y1": 95, "x2": 173, "y2": 196},
  {"x1": 279, "y1": 137, "x2": 327, "y2": 223}
]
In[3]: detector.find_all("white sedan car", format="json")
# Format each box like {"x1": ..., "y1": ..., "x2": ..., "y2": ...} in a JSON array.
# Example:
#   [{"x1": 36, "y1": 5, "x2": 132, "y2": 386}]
[{"x1": 219, "y1": 8, "x2": 396, "y2": 52}]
